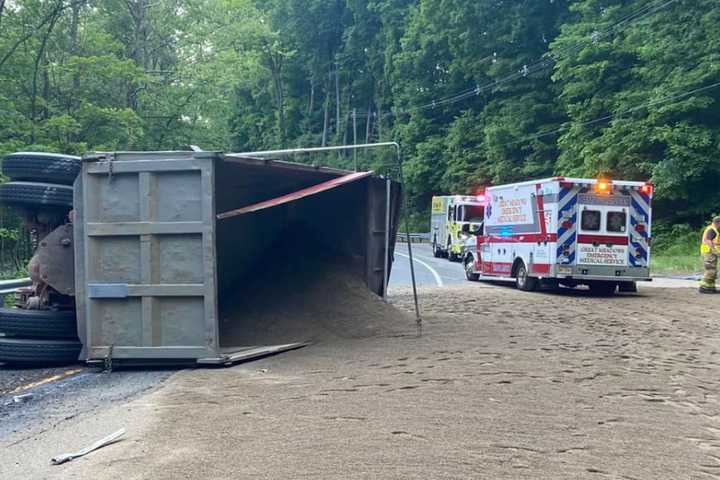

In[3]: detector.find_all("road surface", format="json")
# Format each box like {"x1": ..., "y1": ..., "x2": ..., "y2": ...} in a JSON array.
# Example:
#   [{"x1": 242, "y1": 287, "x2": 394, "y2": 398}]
[
  {"x1": 5, "y1": 282, "x2": 718, "y2": 480},
  {"x1": 389, "y1": 243, "x2": 466, "y2": 287}
]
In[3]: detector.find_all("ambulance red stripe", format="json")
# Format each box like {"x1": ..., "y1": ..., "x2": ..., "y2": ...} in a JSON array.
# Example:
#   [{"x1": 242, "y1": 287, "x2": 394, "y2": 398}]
[
  {"x1": 576, "y1": 234, "x2": 628, "y2": 245},
  {"x1": 481, "y1": 234, "x2": 558, "y2": 243}
]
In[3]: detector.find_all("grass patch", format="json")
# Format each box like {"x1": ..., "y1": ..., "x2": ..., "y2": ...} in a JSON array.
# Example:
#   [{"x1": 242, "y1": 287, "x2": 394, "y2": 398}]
[
  {"x1": 651, "y1": 255, "x2": 701, "y2": 276},
  {"x1": 650, "y1": 223, "x2": 702, "y2": 276}
]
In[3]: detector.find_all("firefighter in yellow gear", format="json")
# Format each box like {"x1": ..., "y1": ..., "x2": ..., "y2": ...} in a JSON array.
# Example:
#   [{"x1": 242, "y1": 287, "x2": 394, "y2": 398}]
[{"x1": 699, "y1": 216, "x2": 720, "y2": 293}]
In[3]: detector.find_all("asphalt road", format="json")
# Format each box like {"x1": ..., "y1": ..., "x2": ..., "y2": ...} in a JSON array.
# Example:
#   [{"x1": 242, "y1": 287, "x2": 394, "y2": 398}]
[{"x1": 389, "y1": 242, "x2": 466, "y2": 287}]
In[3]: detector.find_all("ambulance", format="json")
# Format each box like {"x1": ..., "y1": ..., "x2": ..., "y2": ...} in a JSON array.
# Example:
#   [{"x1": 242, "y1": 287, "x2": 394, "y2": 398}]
[
  {"x1": 430, "y1": 195, "x2": 485, "y2": 260},
  {"x1": 462, "y1": 177, "x2": 653, "y2": 294}
]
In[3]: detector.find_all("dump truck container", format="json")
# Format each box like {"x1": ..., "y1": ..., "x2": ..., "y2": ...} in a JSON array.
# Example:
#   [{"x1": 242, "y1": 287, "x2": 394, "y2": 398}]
[{"x1": 73, "y1": 151, "x2": 401, "y2": 365}]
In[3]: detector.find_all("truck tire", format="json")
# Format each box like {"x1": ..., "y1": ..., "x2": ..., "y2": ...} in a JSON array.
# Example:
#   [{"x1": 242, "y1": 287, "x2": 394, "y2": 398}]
[
  {"x1": 2, "y1": 152, "x2": 81, "y2": 185},
  {"x1": 0, "y1": 338, "x2": 81, "y2": 365},
  {"x1": 464, "y1": 255, "x2": 480, "y2": 281},
  {"x1": 515, "y1": 262, "x2": 538, "y2": 291},
  {"x1": 589, "y1": 281, "x2": 617, "y2": 296},
  {"x1": 0, "y1": 182, "x2": 73, "y2": 210},
  {"x1": 0, "y1": 308, "x2": 77, "y2": 339},
  {"x1": 432, "y1": 237, "x2": 442, "y2": 258},
  {"x1": 447, "y1": 237, "x2": 458, "y2": 262}
]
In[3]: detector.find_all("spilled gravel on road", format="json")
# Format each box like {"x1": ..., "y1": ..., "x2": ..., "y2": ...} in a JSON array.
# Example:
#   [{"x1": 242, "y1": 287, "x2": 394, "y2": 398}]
[{"x1": 6, "y1": 283, "x2": 720, "y2": 480}]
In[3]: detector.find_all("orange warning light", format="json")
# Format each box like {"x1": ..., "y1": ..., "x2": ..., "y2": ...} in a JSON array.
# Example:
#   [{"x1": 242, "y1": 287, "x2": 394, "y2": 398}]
[{"x1": 595, "y1": 179, "x2": 611, "y2": 194}]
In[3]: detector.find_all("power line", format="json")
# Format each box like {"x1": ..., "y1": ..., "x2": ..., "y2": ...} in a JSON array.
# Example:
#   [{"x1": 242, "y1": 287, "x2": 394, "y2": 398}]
[
  {"x1": 497, "y1": 80, "x2": 720, "y2": 148},
  {"x1": 351, "y1": 0, "x2": 676, "y2": 119}
]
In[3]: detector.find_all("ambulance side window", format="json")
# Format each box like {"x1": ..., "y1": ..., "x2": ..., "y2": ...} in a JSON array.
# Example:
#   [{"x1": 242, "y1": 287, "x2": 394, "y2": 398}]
[
  {"x1": 607, "y1": 211, "x2": 627, "y2": 233},
  {"x1": 581, "y1": 210, "x2": 601, "y2": 231}
]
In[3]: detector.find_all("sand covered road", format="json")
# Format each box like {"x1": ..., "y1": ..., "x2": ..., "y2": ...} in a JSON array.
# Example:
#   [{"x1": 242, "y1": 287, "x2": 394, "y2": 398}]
[{"x1": 3, "y1": 282, "x2": 720, "y2": 479}]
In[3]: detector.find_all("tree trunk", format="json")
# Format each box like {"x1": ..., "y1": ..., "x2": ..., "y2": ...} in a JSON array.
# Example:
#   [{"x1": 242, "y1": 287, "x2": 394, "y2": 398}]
[
  {"x1": 308, "y1": 76, "x2": 315, "y2": 117},
  {"x1": 0, "y1": 0, "x2": 6, "y2": 27},
  {"x1": 67, "y1": 1, "x2": 83, "y2": 110},
  {"x1": 0, "y1": 0, "x2": 69, "y2": 72},
  {"x1": 376, "y1": 103, "x2": 382, "y2": 142},
  {"x1": 266, "y1": 52, "x2": 286, "y2": 147},
  {"x1": 341, "y1": 83, "x2": 352, "y2": 148},
  {"x1": 321, "y1": 87, "x2": 330, "y2": 147},
  {"x1": 30, "y1": 12, "x2": 60, "y2": 143},
  {"x1": 125, "y1": 0, "x2": 150, "y2": 111},
  {"x1": 335, "y1": 63, "x2": 341, "y2": 141},
  {"x1": 365, "y1": 100, "x2": 373, "y2": 143}
]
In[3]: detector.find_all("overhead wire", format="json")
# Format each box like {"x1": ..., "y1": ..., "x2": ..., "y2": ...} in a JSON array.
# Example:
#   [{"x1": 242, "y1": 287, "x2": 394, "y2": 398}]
[
  {"x1": 351, "y1": 0, "x2": 676, "y2": 119},
  {"x1": 496, "y1": 80, "x2": 720, "y2": 148}
]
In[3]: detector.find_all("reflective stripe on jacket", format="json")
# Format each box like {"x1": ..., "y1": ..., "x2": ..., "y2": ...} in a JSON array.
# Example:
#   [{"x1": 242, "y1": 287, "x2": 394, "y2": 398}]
[{"x1": 700, "y1": 224, "x2": 720, "y2": 254}]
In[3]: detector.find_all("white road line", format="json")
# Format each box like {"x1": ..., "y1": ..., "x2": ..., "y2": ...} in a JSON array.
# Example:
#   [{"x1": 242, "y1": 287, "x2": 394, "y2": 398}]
[{"x1": 396, "y1": 252, "x2": 444, "y2": 287}]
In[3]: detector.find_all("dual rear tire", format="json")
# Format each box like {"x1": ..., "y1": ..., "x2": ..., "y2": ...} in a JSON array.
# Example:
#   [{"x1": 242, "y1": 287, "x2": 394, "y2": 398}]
[
  {"x1": 2, "y1": 152, "x2": 81, "y2": 185},
  {"x1": 0, "y1": 308, "x2": 80, "y2": 364},
  {"x1": 0, "y1": 152, "x2": 80, "y2": 365},
  {"x1": 0, "y1": 338, "x2": 81, "y2": 365}
]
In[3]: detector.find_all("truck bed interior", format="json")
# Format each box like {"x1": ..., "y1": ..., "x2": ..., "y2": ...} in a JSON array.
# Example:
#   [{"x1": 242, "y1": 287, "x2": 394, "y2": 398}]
[{"x1": 214, "y1": 156, "x2": 401, "y2": 347}]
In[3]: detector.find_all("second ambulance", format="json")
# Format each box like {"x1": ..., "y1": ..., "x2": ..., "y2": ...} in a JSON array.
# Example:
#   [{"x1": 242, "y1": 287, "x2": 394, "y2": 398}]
[{"x1": 462, "y1": 177, "x2": 653, "y2": 294}]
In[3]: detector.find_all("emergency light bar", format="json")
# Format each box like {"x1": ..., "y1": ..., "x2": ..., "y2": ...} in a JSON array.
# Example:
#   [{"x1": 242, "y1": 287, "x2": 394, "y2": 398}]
[{"x1": 595, "y1": 179, "x2": 611, "y2": 194}]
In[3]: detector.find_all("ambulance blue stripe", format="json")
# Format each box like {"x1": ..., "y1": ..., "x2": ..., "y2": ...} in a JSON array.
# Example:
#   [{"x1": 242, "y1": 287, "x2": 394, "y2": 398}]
[
  {"x1": 631, "y1": 198, "x2": 648, "y2": 222},
  {"x1": 560, "y1": 195, "x2": 578, "y2": 216},
  {"x1": 559, "y1": 187, "x2": 571, "y2": 201},
  {"x1": 557, "y1": 231, "x2": 576, "y2": 262}
]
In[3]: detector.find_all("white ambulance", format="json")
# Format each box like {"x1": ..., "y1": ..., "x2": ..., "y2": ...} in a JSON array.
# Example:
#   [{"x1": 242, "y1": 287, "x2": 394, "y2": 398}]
[
  {"x1": 430, "y1": 195, "x2": 485, "y2": 260},
  {"x1": 462, "y1": 177, "x2": 653, "y2": 294}
]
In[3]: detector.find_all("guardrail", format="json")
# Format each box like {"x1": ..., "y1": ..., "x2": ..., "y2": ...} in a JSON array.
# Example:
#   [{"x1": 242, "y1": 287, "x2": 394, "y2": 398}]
[
  {"x1": 0, "y1": 277, "x2": 32, "y2": 295},
  {"x1": 396, "y1": 232, "x2": 431, "y2": 244}
]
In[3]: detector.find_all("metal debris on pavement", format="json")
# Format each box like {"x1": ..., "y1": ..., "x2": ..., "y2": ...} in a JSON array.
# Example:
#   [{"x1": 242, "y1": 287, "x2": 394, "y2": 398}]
[{"x1": 51, "y1": 428, "x2": 126, "y2": 465}]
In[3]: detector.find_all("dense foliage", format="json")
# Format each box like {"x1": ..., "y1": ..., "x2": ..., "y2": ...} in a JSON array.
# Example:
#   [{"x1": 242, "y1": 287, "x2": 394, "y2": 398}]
[{"x1": 1, "y1": 0, "x2": 718, "y2": 229}]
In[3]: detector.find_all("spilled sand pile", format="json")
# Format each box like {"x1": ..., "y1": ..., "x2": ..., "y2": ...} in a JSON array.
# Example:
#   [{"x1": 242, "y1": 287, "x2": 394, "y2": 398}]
[{"x1": 219, "y1": 253, "x2": 413, "y2": 347}]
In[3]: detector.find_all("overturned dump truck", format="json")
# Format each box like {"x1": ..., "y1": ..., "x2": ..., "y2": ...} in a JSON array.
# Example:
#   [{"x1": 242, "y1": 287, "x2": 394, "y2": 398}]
[{"x1": 73, "y1": 151, "x2": 402, "y2": 366}]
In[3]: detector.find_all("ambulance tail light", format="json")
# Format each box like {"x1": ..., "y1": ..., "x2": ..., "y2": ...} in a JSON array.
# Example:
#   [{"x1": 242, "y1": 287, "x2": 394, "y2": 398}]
[
  {"x1": 634, "y1": 224, "x2": 645, "y2": 233},
  {"x1": 635, "y1": 249, "x2": 643, "y2": 260},
  {"x1": 640, "y1": 183, "x2": 653, "y2": 195},
  {"x1": 561, "y1": 220, "x2": 574, "y2": 230},
  {"x1": 562, "y1": 245, "x2": 571, "y2": 257}
]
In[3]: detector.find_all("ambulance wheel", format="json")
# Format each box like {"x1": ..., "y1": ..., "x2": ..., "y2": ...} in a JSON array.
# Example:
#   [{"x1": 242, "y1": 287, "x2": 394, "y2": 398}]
[
  {"x1": 515, "y1": 262, "x2": 538, "y2": 291},
  {"x1": 464, "y1": 255, "x2": 479, "y2": 281},
  {"x1": 618, "y1": 281, "x2": 637, "y2": 293},
  {"x1": 589, "y1": 281, "x2": 617, "y2": 296}
]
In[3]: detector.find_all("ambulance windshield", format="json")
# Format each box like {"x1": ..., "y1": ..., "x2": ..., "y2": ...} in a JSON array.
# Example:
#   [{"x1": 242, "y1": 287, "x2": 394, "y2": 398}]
[{"x1": 460, "y1": 205, "x2": 484, "y2": 223}]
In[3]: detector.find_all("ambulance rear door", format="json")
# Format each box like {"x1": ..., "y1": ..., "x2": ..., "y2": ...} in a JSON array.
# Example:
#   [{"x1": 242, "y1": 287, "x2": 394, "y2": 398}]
[{"x1": 576, "y1": 191, "x2": 631, "y2": 268}]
